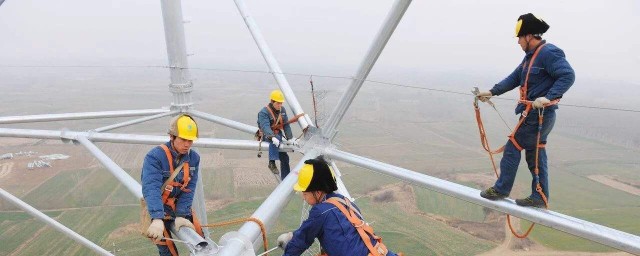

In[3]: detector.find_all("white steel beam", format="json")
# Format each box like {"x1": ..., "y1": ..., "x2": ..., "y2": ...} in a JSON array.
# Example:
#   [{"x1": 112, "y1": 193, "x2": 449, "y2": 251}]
[
  {"x1": 188, "y1": 109, "x2": 258, "y2": 135},
  {"x1": 0, "y1": 109, "x2": 169, "y2": 124},
  {"x1": 0, "y1": 128, "x2": 293, "y2": 152},
  {"x1": 76, "y1": 136, "x2": 143, "y2": 199},
  {"x1": 322, "y1": 0, "x2": 412, "y2": 139},
  {"x1": 93, "y1": 111, "x2": 178, "y2": 133},
  {"x1": 193, "y1": 168, "x2": 211, "y2": 240},
  {"x1": 0, "y1": 188, "x2": 114, "y2": 256},
  {"x1": 329, "y1": 160, "x2": 353, "y2": 201},
  {"x1": 325, "y1": 148, "x2": 640, "y2": 255},
  {"x1": 160, "y1": 0, "x2": 193, "y2": 109},
  {"x1": 218, "y1": 151, "x2": 320, "y2": 256},
  {"x1": 232, "y1": 0, "x2": 313, "y2": 130}
]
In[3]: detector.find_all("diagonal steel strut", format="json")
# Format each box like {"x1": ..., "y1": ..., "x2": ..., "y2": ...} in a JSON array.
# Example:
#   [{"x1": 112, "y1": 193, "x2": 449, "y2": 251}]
[
  {"x1": 322, "y1": 0, "x2": 412, "y2": 139},
  {"x1": 0, "y1": 188, "x2": 114, "y2": 256},
  {"x1": 233, "y1": 0, "x2": 314, "y2": 130}
]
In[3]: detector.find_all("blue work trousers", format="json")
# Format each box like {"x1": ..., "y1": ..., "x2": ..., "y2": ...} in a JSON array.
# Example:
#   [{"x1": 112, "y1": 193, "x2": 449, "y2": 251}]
[
  {"x1": 494, "y1": 110, "x2": 556, "y2": 201},
  {"x1": 268, "y1": 133, "x2": 291, "y2": 179}
]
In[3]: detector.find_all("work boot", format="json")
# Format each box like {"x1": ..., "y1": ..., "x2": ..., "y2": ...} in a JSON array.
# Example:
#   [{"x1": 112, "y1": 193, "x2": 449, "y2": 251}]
[
  {"x1": 480, "y1": 187, "x2": 508, "y2": 200},
  {"x1": 515, "y1": 197, "x2": 546, "y2": 208},
  {"x1": 268, "y1": 160, "x2": 279, "y2": 174}
]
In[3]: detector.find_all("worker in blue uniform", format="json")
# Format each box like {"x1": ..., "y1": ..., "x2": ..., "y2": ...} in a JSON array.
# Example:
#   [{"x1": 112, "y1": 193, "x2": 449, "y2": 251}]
[
  {"x1": 478, "y1": 13, "x2": 575, "y2": 207},
  {"x1": 277, "y1": 156, "x2": 401, "y2": 256},
  {"x1": 257, "y1": 90, "x2": 302, "y2": 180},
  {"x1": 142, "y1": 114, "x2": 203, "y2": 256}
]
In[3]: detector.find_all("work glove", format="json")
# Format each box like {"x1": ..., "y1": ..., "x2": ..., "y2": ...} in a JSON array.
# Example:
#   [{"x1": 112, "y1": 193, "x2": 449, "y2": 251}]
[
  {"x1": 532, "y1": 97, "x2": 551, "y2": 109},
  {"x1": 146, "y1": 219, "x2": 165, "y2": 240},
  {"x1": 475, "y1": 91, "x2": 492, "y2": 102},
  {"x1": 277, "y1": 232, "x2": 293, "y2": 250},
  {"x1": 271, "y1": 137, "x2": 281, "y2": 147},
  {"x1": 174, "y1": 217, "x2": 195, "y2": 231}
]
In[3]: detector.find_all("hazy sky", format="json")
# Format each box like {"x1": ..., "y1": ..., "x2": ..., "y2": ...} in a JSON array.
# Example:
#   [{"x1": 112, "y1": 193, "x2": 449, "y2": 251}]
[{"x1": 1, "y1": 0, "x2": 639, "y2": 85}]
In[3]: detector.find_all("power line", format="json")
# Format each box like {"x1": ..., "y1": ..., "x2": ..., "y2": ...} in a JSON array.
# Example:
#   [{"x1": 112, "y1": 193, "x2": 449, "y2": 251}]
[
  {"x1": 2, "y1": 64, "x2": 639, "y2": 113},
  {"x1": 0, "y1": 64, "x2": 168, "y2": 69}
]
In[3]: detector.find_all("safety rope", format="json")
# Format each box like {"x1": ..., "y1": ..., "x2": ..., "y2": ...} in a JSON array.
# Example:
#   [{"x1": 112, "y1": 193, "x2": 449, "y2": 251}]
[
  {"x1": 310, "y1": 75, "x2": 320, "y2": 127},
  {"x1": 202, "y1": 217, "x2": 270, "y2": 255},
  {"x1": 473, "y1": 98, "x2": 549, "y2": 238}
]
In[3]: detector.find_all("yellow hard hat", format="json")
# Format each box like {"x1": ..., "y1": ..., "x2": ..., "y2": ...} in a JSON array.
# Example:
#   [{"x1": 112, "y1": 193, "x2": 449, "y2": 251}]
[
  {"x1": 294, "y1": 164, "x2": 314, "y2": 192},
  {"x1": 515, "y1": 13, "x2": 549, "y2": 37},
  {"x1": 294, "y1": 158, "x2": 337, "y2": 192},
  {"x1": 514, "y1": 19, "x2": 523, "y2": 37},
  {"x1": 168, "y1": 115, "x2": 198, "y2": 141},
  {"x1": 270, "y1": 90, "x2": 285, "y2": 103}
]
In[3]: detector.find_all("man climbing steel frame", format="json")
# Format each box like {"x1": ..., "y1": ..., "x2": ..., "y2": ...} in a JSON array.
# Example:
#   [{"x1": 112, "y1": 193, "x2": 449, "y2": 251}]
[
  {"x1": 277, "y1": 156, "x2": 401, "y2": 256},
  {"x1": 257, "y1": 90, "x2": 301, "y2": 180},
  {"x1": 142, "y1": 114, "x2": 204, "y2": 255},
  {"x1": 478, "y1": 13, "x2": 575, "y2": 207}
]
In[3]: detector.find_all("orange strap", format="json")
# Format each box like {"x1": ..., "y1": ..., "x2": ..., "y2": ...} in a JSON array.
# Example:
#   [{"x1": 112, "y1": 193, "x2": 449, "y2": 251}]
[
  {"x1": 519, "y1": 44, "x2": 547, "y2": 102},
  {"x1": 159, "y1": 144, "x2": 192, "y2": 211},
  {"x1": 510, "y1": 43, "x2": 546, "y2": 151},
  {"x1": 265, "y1": 105, "x2": 284, "y2": 134},
  {"x1": 326, "y1": 198, "x2": 387, "y2": 256},
  {"x1": 191, "y1": 209, "x2": 204, "y2": 237},
  {"x1": 151, "y1": 229, "x2": 179, "y2": 256}
]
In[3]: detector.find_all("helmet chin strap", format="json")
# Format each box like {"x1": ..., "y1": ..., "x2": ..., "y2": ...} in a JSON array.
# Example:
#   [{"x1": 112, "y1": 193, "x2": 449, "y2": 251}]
[
  {"x1": 170, "y1": 136, "x2": 183, "y2": 157},
  {"x1": 314, "y1": 191, "x2": 327, "y2": 204},
  {"x1": 524, "y1": 35, "x2": 531, "y2": 52}
]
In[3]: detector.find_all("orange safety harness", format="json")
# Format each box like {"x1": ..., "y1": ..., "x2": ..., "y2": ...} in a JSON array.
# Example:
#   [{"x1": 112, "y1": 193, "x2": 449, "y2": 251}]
[
  {"x1": 474, "y1": 43, "x2": 554, "y2": 238},
  {"x1": 256, "y1": 104, "x2": 305, "y2": 139},
  {"x1": 255, "y1": 105, "x2": 306, "y2": 158},
  {"x1": 153, "y1": 144, "x2": 204, "y2": 256},
  {"x1": 265, "y1": 104, "x2": 285, "y2": 135},
  {"x1": 325, "y1": 197, "x2": 389, "y2": 256}
]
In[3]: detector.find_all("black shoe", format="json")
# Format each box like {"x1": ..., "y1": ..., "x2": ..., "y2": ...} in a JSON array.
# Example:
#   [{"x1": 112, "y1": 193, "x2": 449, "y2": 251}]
[
  {"x1": 480, "y1": 187, "x2": 508, "y2": 200},
  {"x1": 268, "y1": 161, "x2": 279, "y2": 174},
  {"x1": 515, "y1": 197, "x2": 546, "y2": 208}
]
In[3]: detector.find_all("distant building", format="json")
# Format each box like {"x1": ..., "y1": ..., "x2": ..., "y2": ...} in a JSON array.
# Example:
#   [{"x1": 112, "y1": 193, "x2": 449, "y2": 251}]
[{"x1": 39, "y1": 154, "x2": 70, "y2": 160}]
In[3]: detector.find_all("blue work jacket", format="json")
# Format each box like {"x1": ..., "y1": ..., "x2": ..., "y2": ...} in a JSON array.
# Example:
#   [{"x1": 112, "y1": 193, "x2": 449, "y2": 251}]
[
  {"x1": 257, "y1": 103, "x2": 293, "y2": 140},
  {"x1": 141, "y1": 141, "x2": 200, "y2": 219},
  {"x1": 490, "y1": 41, "x2": 575, "y2": 114},
  {"x1": 284, "y1": 193, "x2": 397, "y2": 256}
]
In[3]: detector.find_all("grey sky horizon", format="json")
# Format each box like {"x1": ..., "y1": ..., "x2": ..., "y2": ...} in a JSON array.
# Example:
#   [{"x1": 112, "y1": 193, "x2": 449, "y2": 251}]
[{"x1": 1, "y1": 0, "x2": 639, "y2": 93}]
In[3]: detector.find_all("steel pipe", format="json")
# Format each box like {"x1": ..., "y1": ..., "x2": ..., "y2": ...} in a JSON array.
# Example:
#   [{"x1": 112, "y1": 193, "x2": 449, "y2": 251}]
[
  {"x1": 188, "y1": 110, "x2": 258, "y2": 135},
  {"x1": 329, "y1": 160, "x2": 353, "y2": 201},
  {"x1": 325, "y1": 148, "x2": 640, "y2": 255},
  {"x1": 233, "y1": 0, "x2": 313, "y2": 129},
  {"x1": 218, "y1": 151, "x2": 320, "y2": 256},
  {"x1": 76, "y1": 136, "x2": 143, "y2": 199},
  {"x1": 160, "y1": 0, "x2": 193, "y2": 108},
  {"x1": 0, "y1": 188, "x2": 114, "y2": 256},
  {"x1": 92, "y1": 111, "x2": 177, "y2": 133},
  {"x1": 322, "y1": 0, "x2": 412, "y2": 139},
  {"x1": 0, "y1": 128, "x2": 293, "y2": 152},
  {"x1": 0, "y1": 109, "x2": 169, "y2": 124}
]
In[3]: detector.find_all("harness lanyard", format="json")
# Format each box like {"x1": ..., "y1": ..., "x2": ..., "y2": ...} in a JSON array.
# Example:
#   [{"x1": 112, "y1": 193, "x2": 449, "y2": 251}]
[{"x1": 473, "y1": 44, "x2": 552, "y2": 238}]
